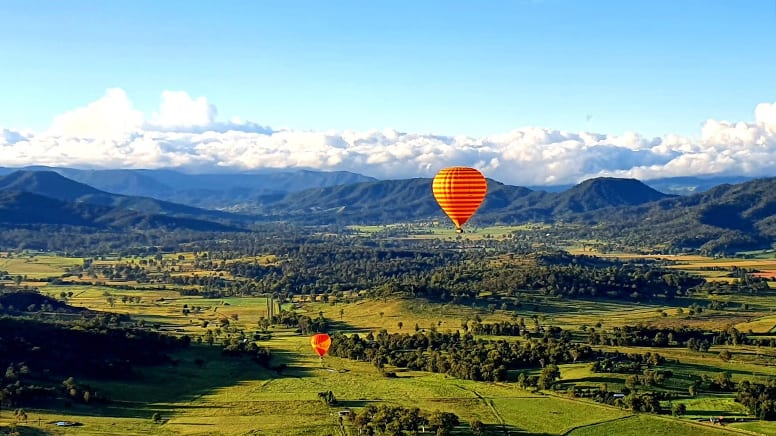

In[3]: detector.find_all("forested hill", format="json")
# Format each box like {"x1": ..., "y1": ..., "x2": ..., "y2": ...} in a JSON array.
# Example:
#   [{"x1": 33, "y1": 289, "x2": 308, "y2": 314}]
[
  {"x1": 0, "y1": 170, "x2": 252, "y2": 224},
  {"x1": 3, "y1": 168, "x2": 776, "y2": 253},
  {"x1": 251, "y1": 176, "x2": 672, "y2": 223},
  {"x1": 577, "y1": 177, "x2": 776, "y2": 253},
  {"x1": 0, "y1": 191, "x2": 243, "y2": 232}
]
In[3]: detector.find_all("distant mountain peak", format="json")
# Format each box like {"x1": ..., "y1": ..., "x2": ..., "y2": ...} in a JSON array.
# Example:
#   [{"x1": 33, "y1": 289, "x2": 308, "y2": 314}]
[
  {"x1": 0, "y1": 170, "x2": 104, "y2": 199},
  {"x1": 545, "y1": 177, "x2": 672, "y2": 214}
]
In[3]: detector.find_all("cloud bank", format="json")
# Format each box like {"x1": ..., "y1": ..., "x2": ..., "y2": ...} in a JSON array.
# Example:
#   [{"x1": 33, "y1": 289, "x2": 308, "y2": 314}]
[{"x1": 2, "y1": 88, "x2": 776, "y2": 186}]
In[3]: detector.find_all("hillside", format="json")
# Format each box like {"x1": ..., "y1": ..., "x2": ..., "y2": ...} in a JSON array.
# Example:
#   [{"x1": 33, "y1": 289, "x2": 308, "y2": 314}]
[
  {"x1": 546, "y1": 177, "x2": 672, "y2": 213},
  {"x1": 253, "y1": 176, "x2": 669, "y2": 225},
  {"x1": 577, "y1": 177, "x2": 776, "y2": 253},
  {"x1": 0, "y1": 190, "x2": 244, "y2": 232},
  {"x1": 0, "y1": 170, "x2": 252, "y2": 223},
  {"x1": 2, "y1": 169, "x2": 776, "y2": 253}
]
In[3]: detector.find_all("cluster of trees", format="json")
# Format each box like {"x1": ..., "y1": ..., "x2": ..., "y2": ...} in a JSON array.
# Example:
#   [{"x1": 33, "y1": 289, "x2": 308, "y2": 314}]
[
  {"x1": 590, "y1": 352, "x2": 666, "y2": 374},
  {"x1": 0, "y1": 314, "x2": 190, "y2": 379},
  {"x1": 515, "y1": 364, "x2": 562, "y2": 390},
  {"x1": 1, "y1": 363, "x2": 56, "y2": 410},
  {"x1": 316, "y1": 390, "x2": 337, "y2": 406},
  {"x1": 328, "y1": 329, "x2": 593, "y2": 382},
  {"x1": 588, "y1": 325, "x2": 712, "y2": 348},
  {"x1": 69, "y1": 262, "x2": 151, "y2": 282},
  {"x1": 221, "y1": 337, "x2": 272, "y2": 366},
  {"x1": 351, "y1": 405, "x2": 459, "y2": 436},
  {"x1": 267, "y1": 310, "x2": 329, "y2": 335},
  {"x1": 0, "y1": 225, "x2": 225, "y2": 255},
  {"x1": 575, "y1": 387, "x2": 665, "y2": 413},
  {"x1": 694, "y1": 267, "x2": 770, "y2": 294},
  {"x1": 468, "y1": 318, "x2": 536, "y2": 337},
  {"x1": 200, "y1": 232, "x2": 708, "y2": 305},
  {"x1": 737, "y1": 379, "x2": 776, "y2": 420},
  {"x1": 61, "y1": 376, "x2": 104, "y2": 405},
  {"x1": 588, "y1": 324, "x2": 753, "y2": 350}
]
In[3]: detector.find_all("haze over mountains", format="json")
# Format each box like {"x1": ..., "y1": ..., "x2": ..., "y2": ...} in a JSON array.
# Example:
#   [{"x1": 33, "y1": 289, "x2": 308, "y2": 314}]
[
  {"x1": 0, "y1": 167, "x2": 775, "y2": 253},
  {"x1": 0, "y1": 166, "x2": 376, "y2": 209}
]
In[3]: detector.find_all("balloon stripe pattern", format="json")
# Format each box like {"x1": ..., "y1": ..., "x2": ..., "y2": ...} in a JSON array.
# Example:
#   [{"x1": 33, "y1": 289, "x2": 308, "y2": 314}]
[
  {"x1": 310, "y1": 333, "x2": 331, "y2": 357},
  {"x1": 432, "y1": 167, "x2": 487, "y2": 231}
]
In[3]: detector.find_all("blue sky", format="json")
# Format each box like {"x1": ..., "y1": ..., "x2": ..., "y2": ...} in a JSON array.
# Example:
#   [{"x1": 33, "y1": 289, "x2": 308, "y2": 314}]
[{"x1": 2, "y1": 0, "x2": 775, "y2": 138}]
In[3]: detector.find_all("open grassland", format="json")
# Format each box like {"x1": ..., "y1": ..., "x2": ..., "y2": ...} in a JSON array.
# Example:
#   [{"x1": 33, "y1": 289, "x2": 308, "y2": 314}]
[
  {"x1": 0, "y1": 254, "x2": 83, "y2": 279},
  {"x1": 730, "y1": 420, "x2": 776, "y2": 435},
  {"x1": 490, "y1": 395, "x2": 630, "y2": 434},
  {"x1": 567, "y1": 414, "x2": 744, "y2": 436}
]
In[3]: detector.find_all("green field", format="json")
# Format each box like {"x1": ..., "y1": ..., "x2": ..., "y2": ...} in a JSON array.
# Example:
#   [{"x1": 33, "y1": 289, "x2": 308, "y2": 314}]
[
  {"x1": 0, "y1": 254, "x2": 83, "y2": 279},
  {"x1": 567, "y1": 415, "x2": 743, "y2": 436}
]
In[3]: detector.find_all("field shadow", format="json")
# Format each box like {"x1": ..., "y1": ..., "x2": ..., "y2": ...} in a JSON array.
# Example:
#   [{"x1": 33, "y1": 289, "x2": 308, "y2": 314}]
[
  {"x1": 674, "y1": 361, "x2": 769, "y2": 378},
  {"x1": 326, "y1": 319, "x2": 371, "y2": 333},
  {"x1": 478, "y1": 423, "x2": 553, "y2": 436},
  {"x1": 38, "y1": 344, "x2": 320, "y2": 422},
  {"x1": 690, "y1": 409, "x2": 747, "y2": 418},
  {"x1": 559, "y1": 376, "x2": 623, "y2": 385},
  {"x1": 337, "y1": 399, "x2": 376, "y2": 408},
  {"x1": 0, "y1": 424, "x2": 51, "y2": 436}
]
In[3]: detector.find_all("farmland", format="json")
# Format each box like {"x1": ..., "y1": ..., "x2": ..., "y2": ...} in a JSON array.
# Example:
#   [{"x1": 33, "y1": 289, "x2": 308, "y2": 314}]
[{"x1": 2, "y1": 225, "x2": 776, "y2": 435}]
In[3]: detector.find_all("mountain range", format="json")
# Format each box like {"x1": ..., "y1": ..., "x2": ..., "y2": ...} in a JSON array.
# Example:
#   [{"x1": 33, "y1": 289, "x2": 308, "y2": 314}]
[
  {"x1": 0, "y1": 167, "x2": 774, "y2": 253},
  {"x1": 0, "y1": 166, "x2": 376, "y2": 209}
]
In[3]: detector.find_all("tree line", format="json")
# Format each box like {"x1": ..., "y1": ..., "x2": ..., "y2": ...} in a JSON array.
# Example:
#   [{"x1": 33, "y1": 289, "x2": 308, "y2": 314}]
[{"x1": 328, "y1": 329, "x2": 594, "y2": 382}]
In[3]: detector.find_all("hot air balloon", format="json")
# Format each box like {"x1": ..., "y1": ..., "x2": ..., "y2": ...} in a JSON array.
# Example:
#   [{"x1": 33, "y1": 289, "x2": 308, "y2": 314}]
[
  {"x1": 310, "y1": 333, "x2": 331, "y2": 357},
  {"x1": 432, "y1": 167, "x2": 487, "y2": 233}
]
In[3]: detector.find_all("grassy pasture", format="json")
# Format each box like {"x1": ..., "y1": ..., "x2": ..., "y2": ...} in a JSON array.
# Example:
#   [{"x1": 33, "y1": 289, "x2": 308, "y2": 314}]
[
  {"x1": 730, "y1": 420, "x2": 776, "y2": 435},
  {"x1": 0, "y1": 254, "x2": 82, "y2": 279},
  {"x1": 567, "y1": 414, "x2": 744, "y2": 436}
]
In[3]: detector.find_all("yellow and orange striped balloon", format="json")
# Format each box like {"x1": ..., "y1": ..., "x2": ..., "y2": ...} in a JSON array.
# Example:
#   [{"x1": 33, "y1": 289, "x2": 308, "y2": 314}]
[{"x1": 432, "y1": 167, "x2": 487, "y2": 232}]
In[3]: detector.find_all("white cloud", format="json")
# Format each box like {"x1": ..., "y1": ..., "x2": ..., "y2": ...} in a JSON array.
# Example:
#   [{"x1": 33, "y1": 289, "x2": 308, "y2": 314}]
[
  {"x1": 2, "y1": 88, "x2": 776, "y2": 185},
  {"x1": 149, "y1": 90, "x2": 217, "y2": 129},
  {"x1": 47, "y1": 88, "x2": 143, "y2": 139}
]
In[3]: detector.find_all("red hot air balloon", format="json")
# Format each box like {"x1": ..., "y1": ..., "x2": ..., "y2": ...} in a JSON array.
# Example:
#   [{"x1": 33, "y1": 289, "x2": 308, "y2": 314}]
[
  {"x1": 432, "y1": 167, "x2": 488, "y2": 232},
  {"x1": 310, "y1": 333, "x2": 331, "y2": 357}
]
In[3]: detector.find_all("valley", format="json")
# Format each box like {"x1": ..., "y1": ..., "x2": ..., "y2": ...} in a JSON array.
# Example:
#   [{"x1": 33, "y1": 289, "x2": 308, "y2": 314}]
[{"x1": 2, "y1": 221, "x2": 776, "y2": 435}]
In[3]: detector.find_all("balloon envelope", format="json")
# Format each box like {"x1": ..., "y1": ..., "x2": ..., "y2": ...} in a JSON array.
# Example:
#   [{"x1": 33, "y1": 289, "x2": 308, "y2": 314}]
[
  {"x1": 432, "y1": 167, "x2": 487, "y2": 231},
  {"x1": 310, "y1": 333, "x2": 331, "y2": 357}
]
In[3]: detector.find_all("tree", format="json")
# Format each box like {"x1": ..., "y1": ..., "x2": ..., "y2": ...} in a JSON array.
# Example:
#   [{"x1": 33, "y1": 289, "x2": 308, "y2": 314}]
[
  {"x1": 152, "y1": 412, "x2": 162, "y2": 423},
  {"x1": 470, "y1": 419, "x2": 485, "y2": 435},
  {"x1": 13, "y1": 409, "x2": 27, "y2": 423},
  {"x1": 539, "y1": 364, "x2": 560, "y2": 389},
  {"x1": 397, "y1": 321, "x2": 403, "y2": 330},
  {"x1": 719, "y1": 350, "x2": 732, "y2": 362},
  {"x1": 428, "y1": 411, "x2": 458, "y2": 436},
  {"x1": 672, "y1": 403, "x2": 687, "y2": 417}
]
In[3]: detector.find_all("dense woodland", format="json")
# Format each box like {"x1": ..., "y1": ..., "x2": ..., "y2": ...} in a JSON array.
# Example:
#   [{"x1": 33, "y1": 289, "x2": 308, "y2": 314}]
[{"x1": 328, "y1": 329, "x2": 594, "y2": 382}]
